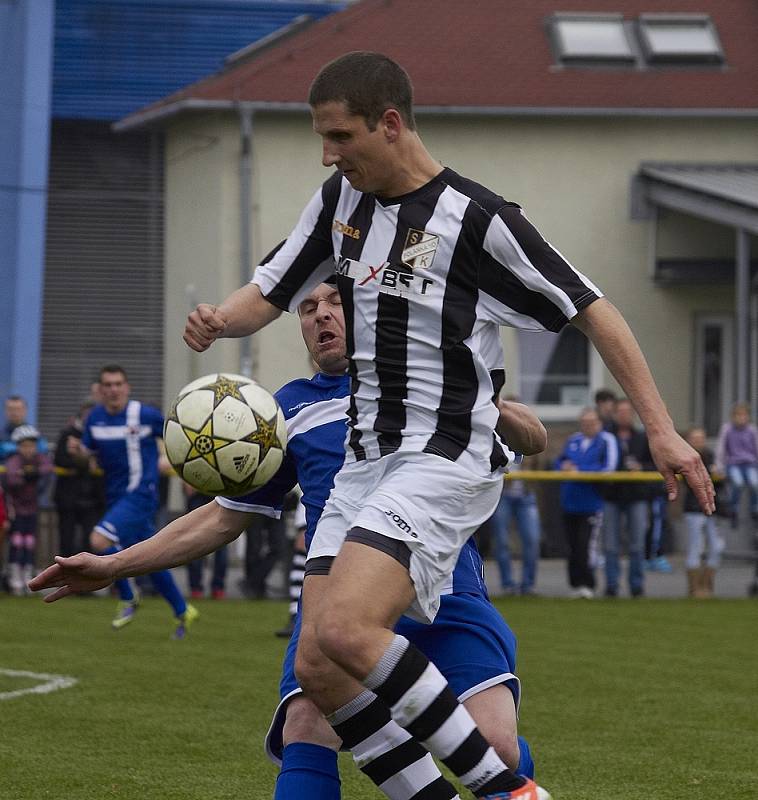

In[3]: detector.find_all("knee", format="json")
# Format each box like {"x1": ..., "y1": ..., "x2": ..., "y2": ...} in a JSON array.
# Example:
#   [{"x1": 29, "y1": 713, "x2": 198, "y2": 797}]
[
  {"x1": 294, "y1": 635, "x2": 339, "y2": 699},
  {"x1": 89, "y1": 531, "x2": 110, "y2": 553},
  {"x1": 282, "y1": 696, "x2": 341, "y2": 750},
  {"x1": 313, "y1": 607, "x2": 368, "y2": 672},
  {"x1": 487, "y1": 728, "x2": 521, "y2": 771}
]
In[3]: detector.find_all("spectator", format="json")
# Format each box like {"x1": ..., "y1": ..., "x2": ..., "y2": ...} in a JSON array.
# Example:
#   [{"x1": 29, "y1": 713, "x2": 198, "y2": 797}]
[
  {"x1": 645, "y1": 485, "x2": 673, "y2": 573},
  {"x1": 489, "y1": 456, "x2": 541, "y2": 596},
  {"x1": 239, "y1": 513, "x2": 285, "y2": 599},
  {"x1": 4, "y1": 425, "x2": 53, "y2": 594},
  {"x1": 184, "y1": 485, "x2": 228, "y2": 599},
  {"x1": 53, "y1": 402, "x2": 105, "y2": 557},
  {"x1": 1, "y1": 395, "x2": 49, "y2": 462},
  {"x1": 594, "y1": 388, "x2": 617, "y2": 432},
  {"x1": 555, "y1": 408, "x2": 616, "y2": 598},
  {"x1": 275, "y1": 499, "x2": 307, "y2": 638},
  {"x1": 715, "y1": 403, "x2": 758, "y2": 528},
  {"x1": 0, "y1": 484, "x2": 9, "y2": 590},
  {"x1": 602, "y1": 398, "x2": 655, "y2": 598},
  {"x1": 683, "y1": 427, "x2": 721, "y2": 598}
]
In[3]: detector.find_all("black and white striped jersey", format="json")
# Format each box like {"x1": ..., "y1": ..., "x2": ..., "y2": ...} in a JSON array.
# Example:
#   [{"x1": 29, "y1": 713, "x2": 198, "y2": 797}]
[{"x1": 251, "y1": 167, "x2": 602, "y2": 476}]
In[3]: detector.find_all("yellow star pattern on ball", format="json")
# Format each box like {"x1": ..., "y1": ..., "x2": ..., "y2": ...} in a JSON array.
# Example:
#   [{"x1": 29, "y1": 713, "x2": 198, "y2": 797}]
[
  {"x1": 245, "y1": 410, "x2": 282, "y2": 463},
  {"x1": 207, "y1": 376, "x2": 246, "y2": 406},
  {"x1": 183, "y1": 417, "x2": 234, "y2": 468}
]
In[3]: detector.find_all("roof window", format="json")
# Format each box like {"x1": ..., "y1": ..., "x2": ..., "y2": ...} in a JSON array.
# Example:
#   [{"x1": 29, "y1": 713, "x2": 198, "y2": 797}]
[
  {"x1": 552, "y1": 14, "x2": 635, "y2": 63},
  {"x1": 638, "y1": 14, "x2": 724, "y2": 63}
]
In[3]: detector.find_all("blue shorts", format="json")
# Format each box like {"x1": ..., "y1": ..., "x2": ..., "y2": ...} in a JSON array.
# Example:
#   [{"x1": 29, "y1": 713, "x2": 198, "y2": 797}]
[
  {"x1": 264, "y1": 591, "x2": 520, "y2": 765},
  {"x1": 94, "y1": 493, "x2": 158, "y2": 548}
]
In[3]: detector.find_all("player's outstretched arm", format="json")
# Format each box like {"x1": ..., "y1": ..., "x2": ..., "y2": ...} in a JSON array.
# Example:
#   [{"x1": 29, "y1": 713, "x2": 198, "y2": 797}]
[
  {"x1": 571, "y1": 297, "x2": 715, "y2": 513},
  {"x1": 496, "y1": 400, "x2": 547, "y2": 455},
  {"x1": 28, "y1": 501, "x2": 251, "y2": 601},
  {"x1": 184, "y1": 283, "x2": 282, "y2": 352}
]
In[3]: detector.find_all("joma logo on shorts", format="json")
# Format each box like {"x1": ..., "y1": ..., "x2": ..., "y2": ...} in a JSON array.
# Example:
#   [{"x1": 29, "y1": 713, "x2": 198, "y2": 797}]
[{"x1": 385, "y1": 510, "x2": 418, "y2": 538}]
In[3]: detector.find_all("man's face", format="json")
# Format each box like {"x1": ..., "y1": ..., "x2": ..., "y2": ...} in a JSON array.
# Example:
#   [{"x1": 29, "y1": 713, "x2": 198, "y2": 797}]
[
  {"x1": 298, "y1": 284, "x2": 348, "y2": 375},
  {"x1": 312, "y1": 101, "x2": 394, "y2": 195},
  {"x1": 614, "y1": 401, "x2": 635, "y2": 429},
  {"x1": 5, "y1": 398, "x2": 27, "y2": 426},
  {"x1": 579, "y1": 410, "x2": 601, "y2": 438},
  {"x1": 100, "y1": 371, "x2": 130, "y2": 413}
]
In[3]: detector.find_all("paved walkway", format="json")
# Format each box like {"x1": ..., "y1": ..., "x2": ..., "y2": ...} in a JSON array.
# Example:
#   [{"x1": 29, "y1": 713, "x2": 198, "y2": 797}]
[
  {"x1": 483, "y1": 554, "x2": 757, "y2": 599},
  {"x1": 172, "y1": 553, "x2": 757, "y2": 602}
]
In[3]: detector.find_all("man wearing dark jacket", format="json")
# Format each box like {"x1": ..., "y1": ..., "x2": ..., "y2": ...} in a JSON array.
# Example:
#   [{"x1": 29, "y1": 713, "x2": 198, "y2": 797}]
[
  {"x1": 53, "y1": 403, "x2": 105, "y2": 557},
  {"x1": 602, "y1": 398, "x2": 655, "y2": 597}
]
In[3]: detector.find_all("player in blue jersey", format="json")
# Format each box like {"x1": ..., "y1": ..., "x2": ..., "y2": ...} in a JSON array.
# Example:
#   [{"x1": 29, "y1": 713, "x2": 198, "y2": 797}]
[
  {"x1": 69, "y1": 365, "x2": 197, "y2": 637},
  {"x1": 31, "y1": 286, "x2": 547, "y2": 799}
]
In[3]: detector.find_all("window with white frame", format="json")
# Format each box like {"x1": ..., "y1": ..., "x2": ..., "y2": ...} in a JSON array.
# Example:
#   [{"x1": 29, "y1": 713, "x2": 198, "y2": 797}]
[
  {"x1": 551, "y1": 14, "x2": 635, "y2": 63},
  {"x1": 638, "y1": 14, "x2": 723, "y2": 64},
  {"x1": 516, "y1": 326, "x2": 600, "y2": 419}
]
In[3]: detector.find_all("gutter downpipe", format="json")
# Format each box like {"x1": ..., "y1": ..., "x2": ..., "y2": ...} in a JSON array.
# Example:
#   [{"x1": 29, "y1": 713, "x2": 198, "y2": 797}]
[
  {"x1": 735, "y1": 228, "x2": 750, "y2": 404},
  {"x1": 239, "y1": 104, "x2": 255, "y2": 379}
]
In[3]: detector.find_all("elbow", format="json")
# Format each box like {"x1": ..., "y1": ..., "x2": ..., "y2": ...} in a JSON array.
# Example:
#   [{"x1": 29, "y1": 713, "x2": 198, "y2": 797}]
[{"x1": 519, "y1": 422, "x2": 548, "y2": 456}]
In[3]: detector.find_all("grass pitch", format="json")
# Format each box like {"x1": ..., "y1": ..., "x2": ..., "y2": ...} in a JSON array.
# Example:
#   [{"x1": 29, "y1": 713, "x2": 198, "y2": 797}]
[{"x1": 2, "y1": 593, "x2": 757, "y2": 799}]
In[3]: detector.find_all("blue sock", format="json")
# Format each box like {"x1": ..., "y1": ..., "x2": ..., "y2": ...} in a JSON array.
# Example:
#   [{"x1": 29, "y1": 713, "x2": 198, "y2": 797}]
[
  {"x1": 102, "y1": 547, "x2": 134, "y2": 601},
  {"x1": 517, "y1": 735, "x2": 535, "y2": 779},
  {"x1": 149, "y1": 570, "x2": 187, "y2": 617},
  {"x1": 275, "y1": 743, "x2": 340, "y2": 800}
]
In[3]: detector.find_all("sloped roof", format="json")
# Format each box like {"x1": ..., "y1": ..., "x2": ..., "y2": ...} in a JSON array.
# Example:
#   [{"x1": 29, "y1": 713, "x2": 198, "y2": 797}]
[
  {"x1": 637, "y1": 162, "x2": 758, "y2": 234},
  {"x1": 117, "y1": 0, "x2": 758, "y2": 129},
  {"x1": 640, "y1": 164, "x2": 758, "y2": 209},
  {"x1": 54, "y1": 0, "x2": 344, "y2": 121}
]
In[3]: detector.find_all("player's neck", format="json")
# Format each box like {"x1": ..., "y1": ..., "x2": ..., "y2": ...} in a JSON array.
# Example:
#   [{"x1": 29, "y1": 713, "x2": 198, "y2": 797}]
[{"x1": 377, "y1": 137, "x2": 443, "y2": 199}]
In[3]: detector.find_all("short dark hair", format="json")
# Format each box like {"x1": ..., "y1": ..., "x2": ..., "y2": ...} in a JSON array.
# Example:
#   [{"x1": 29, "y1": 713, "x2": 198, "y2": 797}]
[
  {"x1": 5, "y1": 394, "x2": 26, "y2": 405},
  {"x1": 308, "y1": 51, "x2": 416, "y2": 131},
  {"x1": 100, "y1": 365, "x2": 128, "y2": 382},
  {"x1": 594, "y1": 388, "x2": 617, "y2": 405}
]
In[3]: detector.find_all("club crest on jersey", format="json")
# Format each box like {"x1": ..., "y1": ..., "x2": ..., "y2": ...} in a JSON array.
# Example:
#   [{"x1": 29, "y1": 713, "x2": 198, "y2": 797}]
[{"x1": 401, "y1": 229, "x2": 439, "y2": 270}]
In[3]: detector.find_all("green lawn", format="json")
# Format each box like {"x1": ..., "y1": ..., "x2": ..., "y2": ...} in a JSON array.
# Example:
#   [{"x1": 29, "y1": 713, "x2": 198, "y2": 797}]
[{"x1": 1, "y1": 594, "x2": 757, "y2": 799}]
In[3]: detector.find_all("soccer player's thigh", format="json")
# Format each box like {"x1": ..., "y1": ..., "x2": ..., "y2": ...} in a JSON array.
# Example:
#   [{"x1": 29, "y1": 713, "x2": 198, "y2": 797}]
[
  {"x1": 325, "y1": 454, "x2": 502, "y2": 633},
  {"x1": 395, "y1": 592, "x2": 521, "y2": 768},
  {"x1": 89, "y1": 498, "x2": 132, "y2": 551},
  {"x1": 294, "y1": 572, "x2": 371, "y2": 713}
]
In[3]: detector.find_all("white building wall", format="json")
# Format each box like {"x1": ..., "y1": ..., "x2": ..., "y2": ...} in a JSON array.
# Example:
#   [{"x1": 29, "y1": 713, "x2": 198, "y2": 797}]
[{"x1": 163, "y1": 111, "x2": 758, "y2": 424}]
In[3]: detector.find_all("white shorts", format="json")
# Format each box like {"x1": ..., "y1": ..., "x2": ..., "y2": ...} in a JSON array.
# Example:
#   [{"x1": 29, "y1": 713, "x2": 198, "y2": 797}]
[{"x1": 308, "y1": 451, "x2": 503, "y2": 623}]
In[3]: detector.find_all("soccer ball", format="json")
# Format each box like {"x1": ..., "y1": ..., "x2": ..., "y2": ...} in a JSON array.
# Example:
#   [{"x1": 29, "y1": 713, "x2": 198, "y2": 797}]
[{"x1": 164, "y1": 373, "x2": 287, "y2": 497}]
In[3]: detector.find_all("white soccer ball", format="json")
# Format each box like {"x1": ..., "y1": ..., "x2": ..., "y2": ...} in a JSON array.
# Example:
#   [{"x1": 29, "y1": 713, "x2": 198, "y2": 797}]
[{"x1": 164, "y1": 373, "x2": 287, "y2": 497}]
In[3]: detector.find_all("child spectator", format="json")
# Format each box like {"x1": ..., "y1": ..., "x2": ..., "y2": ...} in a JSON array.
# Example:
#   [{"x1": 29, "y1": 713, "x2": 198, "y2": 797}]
[
  {"x1": 4, "y1": 425, "x2": 54, "y2": 594},
  {"x1": 715, "y1": 403, "x2": 758, "y2": 528},
  {"x1": 684, "y1": 427, "x2": 721, "y2": 598}
]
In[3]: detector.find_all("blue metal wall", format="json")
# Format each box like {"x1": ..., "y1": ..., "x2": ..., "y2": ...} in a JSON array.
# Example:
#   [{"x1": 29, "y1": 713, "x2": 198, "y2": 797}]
[
  {"x1": 0, "y1": 0, "x2": 54, "y2": 419},
  {"x1": 53, "y1": 0, "x2": 344, "y2": 120}
]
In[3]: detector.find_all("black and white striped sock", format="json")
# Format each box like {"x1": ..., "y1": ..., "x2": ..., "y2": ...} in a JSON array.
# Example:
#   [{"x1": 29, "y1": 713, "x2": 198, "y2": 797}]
[
  {"x1": 365, "y1": 635, "x2": 525, "y2": 798},
  {"x1": 329, "y1": 689, "x2": 460, "y2": 800},
  {"x1": 288, "y1": 547, "x2": 307, "y2": 617}
]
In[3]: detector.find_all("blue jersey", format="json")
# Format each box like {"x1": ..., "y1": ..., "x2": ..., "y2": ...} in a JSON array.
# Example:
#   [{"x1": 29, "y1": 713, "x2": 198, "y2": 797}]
[
  {"x1": 554, "y1": 430, "x2": 617, "y2": 514},
  {"x1": 218, "y1": 372, "x2": 487, "y2": 596},
  {"x1": 83, "y1": 400, "x2": 163, "y2": 507}
]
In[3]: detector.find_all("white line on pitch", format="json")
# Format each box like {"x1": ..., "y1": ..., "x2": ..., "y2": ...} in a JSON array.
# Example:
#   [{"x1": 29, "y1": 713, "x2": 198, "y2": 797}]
[{"x1": 0, "y1": 668, "x2": 78, "y2": 701}]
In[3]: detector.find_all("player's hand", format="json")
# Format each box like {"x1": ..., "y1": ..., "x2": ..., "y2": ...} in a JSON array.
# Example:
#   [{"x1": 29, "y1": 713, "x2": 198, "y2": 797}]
[
  {"x1": 27, "y1": 553, "x2": 116, "y2": 602},
  {"x1": 648, "y1": 431, "x2": 716, "y2": 514},
  {"x1": 184, "y1": 303, "x2": 228, "y2": 352}
]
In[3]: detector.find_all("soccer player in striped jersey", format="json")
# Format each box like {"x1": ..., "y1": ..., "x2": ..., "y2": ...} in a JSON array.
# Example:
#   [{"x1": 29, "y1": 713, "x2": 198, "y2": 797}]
[
  {"x1": 30, "y1": 281, "x2": 545, "y2": 800},
  {"x1": 181, "y1": 53, "x2": 713, "y2": 799}
]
